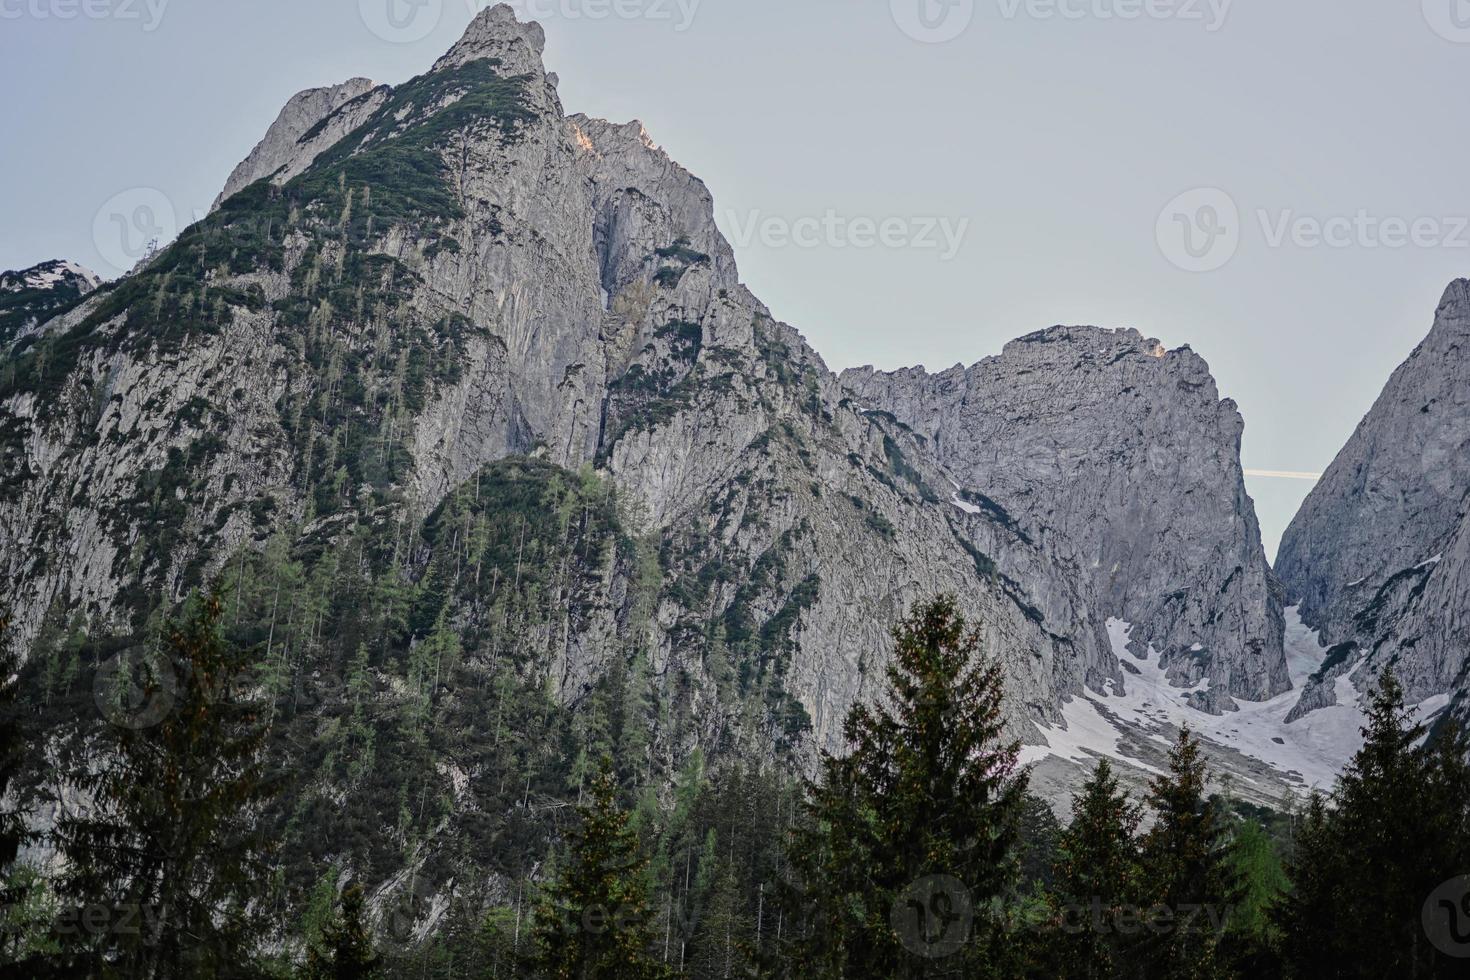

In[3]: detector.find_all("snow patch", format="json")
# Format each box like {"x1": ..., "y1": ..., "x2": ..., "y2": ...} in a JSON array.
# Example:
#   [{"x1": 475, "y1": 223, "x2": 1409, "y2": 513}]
[{"x1": 1022, "y1": 609, "x2": 1366, "y2": 793}]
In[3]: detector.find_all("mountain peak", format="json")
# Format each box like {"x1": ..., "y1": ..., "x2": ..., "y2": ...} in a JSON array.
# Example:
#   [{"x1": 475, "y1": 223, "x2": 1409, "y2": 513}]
[
  {"x1": 0, "y1": 259, "x2": 101, "y2": 293},
  {"x1": 435, "y1": 4, "x2": 547, "y2": 76},
  {"x1": 1434, "y1": 278, "x2": 1470, "y2": 329}
]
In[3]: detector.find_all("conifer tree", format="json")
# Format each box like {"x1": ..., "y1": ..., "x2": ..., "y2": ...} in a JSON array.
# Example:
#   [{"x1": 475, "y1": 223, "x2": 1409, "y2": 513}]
[
  {"x1": 1051, "y1": 758, "x2": 1141, "y2": 980},
  {"x1": 303, "y1": 883, "x2": 381, "y2": 979},
  {"x1": 1274, "y1": 792, "x2": 1341, "y2": 979},
  {"x1": 1276, "y1": 669, "x2": 1470, "y2": 979},
  {"x1": 52, "y1": 590, "x2": 276, "y2": 978},
  {"x1": 785, "y1": 595, "x2": 1027, "y2": 979},
  {"x1": 1137, "y1": 726, "x2": 1236, "y2": 980},
  {"x1": 1220, "y1": 812, "x2": 1287, "y2": 977},
  {"x1": 530, "y1": 758, "x2": 668, "y2": 980}
]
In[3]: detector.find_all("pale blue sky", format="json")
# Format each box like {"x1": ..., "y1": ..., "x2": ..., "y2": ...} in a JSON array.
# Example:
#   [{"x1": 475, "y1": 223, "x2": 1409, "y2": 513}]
[{"x1": 4, "y1": 0, "x2": 1469, "y2": 559}]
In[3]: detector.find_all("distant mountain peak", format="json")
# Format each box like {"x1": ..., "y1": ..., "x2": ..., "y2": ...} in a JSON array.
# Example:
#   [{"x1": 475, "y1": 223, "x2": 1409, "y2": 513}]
[{"x1": 0, "y1": 258, "x2": 101, "y2": 294}]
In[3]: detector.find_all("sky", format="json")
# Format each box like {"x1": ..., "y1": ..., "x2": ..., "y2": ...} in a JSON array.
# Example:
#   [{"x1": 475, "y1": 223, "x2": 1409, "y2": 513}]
[{"x1": 4, "y1": 0, "x2": 1469, "y2": 561}]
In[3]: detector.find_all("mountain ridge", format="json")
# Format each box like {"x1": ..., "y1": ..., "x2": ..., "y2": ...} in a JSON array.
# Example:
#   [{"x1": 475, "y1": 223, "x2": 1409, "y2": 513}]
[{"x1": 0, "y1": 5, "x2": 1422, "y2": 822}]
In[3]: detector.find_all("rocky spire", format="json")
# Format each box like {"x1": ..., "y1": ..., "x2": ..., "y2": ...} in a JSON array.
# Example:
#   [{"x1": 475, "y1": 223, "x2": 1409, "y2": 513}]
[{"x1": 434, "y1": 3, "x2": 548, "y2": 77}]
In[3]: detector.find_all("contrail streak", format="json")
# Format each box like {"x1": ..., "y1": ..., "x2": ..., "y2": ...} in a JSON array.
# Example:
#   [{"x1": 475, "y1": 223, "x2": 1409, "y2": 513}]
[{"x1": 1243, "y1": 469, "x2": 1322, "y2": 481}]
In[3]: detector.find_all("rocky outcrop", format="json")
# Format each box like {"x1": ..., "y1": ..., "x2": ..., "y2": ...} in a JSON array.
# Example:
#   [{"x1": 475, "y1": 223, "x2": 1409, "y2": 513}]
[
  {"x1": 842, "y1": 326, "x2": 1288, "y2": 711},
  {"x1": 212, "y1": 77, "x2": 385, "y2": 210},
  {"x1": 1277, "y1": 280, "x2": 1470, "y2": 723}
]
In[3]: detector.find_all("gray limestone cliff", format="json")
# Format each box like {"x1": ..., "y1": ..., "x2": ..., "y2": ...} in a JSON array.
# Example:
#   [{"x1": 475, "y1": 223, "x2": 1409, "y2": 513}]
[
  {"x1": 212, "y1": 77, "x2": 385, "y2": 210},
  {"x1": 1, "y1": 5, "x2": 1122, "y2": 759},
  {"x1": 842, "y1": 326, "x2": 1289, "y2": 712},
  {"x1": 1277, "y1": 280, "x2": 1470, "y2": 724}
]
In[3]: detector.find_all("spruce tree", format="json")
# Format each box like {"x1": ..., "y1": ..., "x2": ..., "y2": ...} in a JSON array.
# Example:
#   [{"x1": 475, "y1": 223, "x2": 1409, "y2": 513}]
[
  {"x1": 1051, "y1": 758, "x2": 1141, "y2": 980},
  {"x1": 785, "y1": 595, "x2": 1027, "y2": 979},
  {"x1": 1137, "y1": 726, "x2": 1236, "y2": 980},
  {"x1": 1276, "y1": 669, "x2": 1470, "y2": 979},
  {"x1": 52, "y1": 590, "x2": 276, "y2": 978},
  {"x1": 1274, "y1": 792, "x2": 1342, "y2": 979},
  {"x1": 303, "y1": 883, "x2": 381, "y2": 979},
  {"x1": 530, "y1": 758, "x2": 668, "y2": 980}
]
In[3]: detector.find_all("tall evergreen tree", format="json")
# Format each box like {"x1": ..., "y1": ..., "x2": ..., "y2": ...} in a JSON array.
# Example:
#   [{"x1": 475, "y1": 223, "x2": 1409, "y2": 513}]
[
  {"x1": 784, "y1": 595, "x2": 1027, "y2": 979},
  {"x1": 1274, "y1": 792, "x2": 1340, "y2": 979},
  {"x1": 303, "y1": 883, "x2": 381, "y2": 979},
  {"x1": 1136, "y1": 727, "x2": 1236, "y2": 980},
  {"x1": 1050, "y1": 758, "x2": 1141, "y2": 980},
  {"x1": 52, "y1": 590, "x2": 276, "y2": 978},
  {"x1": 1220, "y1": 812, "x2": 1288, "y2": 977},
  {"x1": 1275, "y1": 669, "x2": 1470, "y2": 979},
  {"x1": 530, "y1": 758, "x2": 668, "y2": 980}
]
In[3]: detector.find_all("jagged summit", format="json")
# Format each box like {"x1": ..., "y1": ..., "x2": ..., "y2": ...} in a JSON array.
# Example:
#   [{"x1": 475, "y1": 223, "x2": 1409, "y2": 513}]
[
  {"x1": 843, "y1": 323, "x2": 1288, "y2": 711},
  {"x1": 435, "y1": 3, "x2": 547, "y2": 75}
]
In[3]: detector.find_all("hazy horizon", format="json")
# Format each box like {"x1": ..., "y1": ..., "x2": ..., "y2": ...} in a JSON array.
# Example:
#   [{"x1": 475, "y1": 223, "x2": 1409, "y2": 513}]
[{"x1": 5, "y1": 0, "x2": 1469, "y2": 562}]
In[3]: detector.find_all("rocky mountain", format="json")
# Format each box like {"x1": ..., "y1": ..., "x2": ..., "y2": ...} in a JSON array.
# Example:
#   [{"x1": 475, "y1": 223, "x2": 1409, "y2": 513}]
[
  {"x1": 0, "y1": 259, "x2": 100, "y2": 348},
  {"x1": 1276, "y1": 280, "x2": 1470, "y2": 729},
  {"x1": 842, "y1": 327, "x2": 1288, "y2": 714},
  {"x1": 0, "y1": 5, "x2": 1333, "y2": 920},
  {"x1": 0, "y1": 6, "x2": 1131, "y2": 760}
]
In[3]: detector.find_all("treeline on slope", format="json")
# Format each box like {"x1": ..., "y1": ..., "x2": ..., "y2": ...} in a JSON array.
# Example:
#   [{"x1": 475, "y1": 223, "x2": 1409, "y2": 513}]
[{"x1": 2, "y1": 578, "x2": 1468, "y2": 977}]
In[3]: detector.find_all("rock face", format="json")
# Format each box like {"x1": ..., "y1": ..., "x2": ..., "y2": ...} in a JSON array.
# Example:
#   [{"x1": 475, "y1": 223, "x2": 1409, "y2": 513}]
[
  {"x1": 842, "y1": 326, "x2": 1288, "y2": 712},
  {"x1": 213, "y1": 77, "x2": 385, "y2": 210},
  {"x1": 0, "y1": 4, "x2": 1130, "y2": 758},
  {"x1": 0, "y1": 2, "x2": 1337, "y2": 920},
  {"x1": 1277, "y1": 280, "x2": 1470, "y2": 724}
]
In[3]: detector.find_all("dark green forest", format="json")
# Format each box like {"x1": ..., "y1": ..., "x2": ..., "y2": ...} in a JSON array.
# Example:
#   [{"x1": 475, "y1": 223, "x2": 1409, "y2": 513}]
[{"x1": 2, "y1": 576, "x2": 1468, "y2": 978}]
